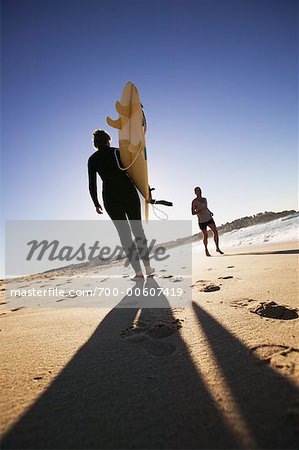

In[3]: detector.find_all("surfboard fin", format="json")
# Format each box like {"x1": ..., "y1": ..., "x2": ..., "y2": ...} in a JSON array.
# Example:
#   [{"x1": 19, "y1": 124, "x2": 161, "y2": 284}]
[
  {"x1": 115, "y1": 101, "x2": 131, "y2": 118},
  {"x1": 106, "y1": 116, "x2": 128, "y2": 130}
]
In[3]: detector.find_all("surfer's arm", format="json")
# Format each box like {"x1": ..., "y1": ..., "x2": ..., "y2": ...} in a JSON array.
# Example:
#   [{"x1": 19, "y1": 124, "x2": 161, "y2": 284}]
[{"x1": 88, "y1": 158, "x2": 102, "y2": 210}]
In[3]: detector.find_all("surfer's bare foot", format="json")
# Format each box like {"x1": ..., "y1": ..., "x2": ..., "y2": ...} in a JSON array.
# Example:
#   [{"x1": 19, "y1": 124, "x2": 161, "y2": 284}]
[
  {"x1": 216, "y1": 248, "x2": 224, "y2": 255},
  {"x1": 145, "y1": 266, "x2": 155, "y2": 277},
  {"x1": 131, "y1": 272, "x2": 144, "y2": 281},
  {"x1": 205, "y1": 249, "x2": 211, "y2": 257}
]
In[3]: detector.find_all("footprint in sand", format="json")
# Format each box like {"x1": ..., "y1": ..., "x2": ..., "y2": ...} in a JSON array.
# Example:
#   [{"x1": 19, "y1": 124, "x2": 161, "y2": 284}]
[
  {"x1": 64, "y1": 293, "x2": 78, "y2": 298},
  {"x1": 142, "y1": 340, "x2": 177, "y2": 357},
  {"x1": 171, "y1": 307, "x2": 185, "y2": 313},
  {"x1": 146, "y1": 319, "x2": 183, "y2": 338},
  {"x1": 250, "y1": 344, "x2": 299, "y2": 376},
  {"x1": 200, "y1": 284, "x2": 220, "y2": 292},
  {"x1": 122, "y1": 318, "x2": 182, "y2": 339},
  {"x1": 123, "y1": 333, "x2": 177, "y2": 358},
  {"x1": 172, "y1": 278, "x2": 183, "y2": 283},
  {"x1": 121, "y1": 316, "x2": 183, "y2": 357},
  {"x1": 230, "y1": 298, "x2": 258, "y2": 308},
  {"x1": 191, "y1": 279, "x2": 209, "y2": 287},
  {"x1": 250, "y1": 301, "x2": 298, "y2": 320}
]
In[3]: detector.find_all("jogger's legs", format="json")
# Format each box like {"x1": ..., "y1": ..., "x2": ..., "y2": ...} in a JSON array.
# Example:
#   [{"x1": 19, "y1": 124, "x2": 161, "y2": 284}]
[
  {"x1": 209, "y1": 222, "x2": 223, "y2": 254},
  {"x1": 202, "y1": 229, "x2": 211, "y2": 256}
]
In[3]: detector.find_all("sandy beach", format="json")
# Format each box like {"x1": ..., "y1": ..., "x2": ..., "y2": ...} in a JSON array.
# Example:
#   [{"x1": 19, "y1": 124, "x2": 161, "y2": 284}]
[{"x1": 0, "y1": 240, "x2": 298, "y2": 449}]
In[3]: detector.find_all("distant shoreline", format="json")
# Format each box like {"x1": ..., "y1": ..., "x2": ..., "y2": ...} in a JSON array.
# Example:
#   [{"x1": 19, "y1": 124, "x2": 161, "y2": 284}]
[
  {"x1": 3, "y1": 210, "x2": 297, "y2": 280},
  {"x1": 217, "y1": 209, "x2": 298, "y2": 234},
  {"x1": 4, "y1": 239, "x2": 298, "y2": 284}
]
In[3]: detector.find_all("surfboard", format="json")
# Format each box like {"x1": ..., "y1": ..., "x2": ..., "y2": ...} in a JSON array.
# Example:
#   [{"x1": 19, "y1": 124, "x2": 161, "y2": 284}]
[{"x1": 106, "y1": 82, "x2": 150, "y2": 221}]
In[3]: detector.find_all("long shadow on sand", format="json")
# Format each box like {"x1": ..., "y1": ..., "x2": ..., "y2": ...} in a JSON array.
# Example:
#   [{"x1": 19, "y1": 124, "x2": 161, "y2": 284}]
[
  {"x1": 225, "y1": 249, "x2": 299, "y2": 256},
  {"x1": 193, "y1": 302, "x2": 299, "y2": 449},
  {"x1": 3, "y1": 279, "x2": 238, "y2": 450}
]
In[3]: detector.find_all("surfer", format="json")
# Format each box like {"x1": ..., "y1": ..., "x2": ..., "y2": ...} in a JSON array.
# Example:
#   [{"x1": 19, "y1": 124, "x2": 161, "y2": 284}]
[
  {"x1": 192, "y1": 187, "x2": 224, "y2": 257},
  {"x1": 88, "y1": 129, "x2": 155, "y2": 279}
]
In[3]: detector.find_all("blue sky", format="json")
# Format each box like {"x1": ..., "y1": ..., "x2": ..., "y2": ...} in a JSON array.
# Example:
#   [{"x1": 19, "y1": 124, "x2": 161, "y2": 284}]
[{"x1": 1, "y1": 0, "x2": 298, "y2": 240}]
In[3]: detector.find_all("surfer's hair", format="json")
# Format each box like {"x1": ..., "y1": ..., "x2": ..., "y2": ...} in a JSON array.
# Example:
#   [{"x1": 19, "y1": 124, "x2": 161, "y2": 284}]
[{"x1": 93, "y1": 129, "x2": 111, "y2": 149}]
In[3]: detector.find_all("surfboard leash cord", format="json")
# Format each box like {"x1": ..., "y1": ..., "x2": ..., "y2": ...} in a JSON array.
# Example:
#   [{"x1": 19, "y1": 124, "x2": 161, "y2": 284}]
[
  {"x1": 151, "y1": 203, "x2": 169, "y2": 220},
  {"x1": 114, "y1": 147, "x2": 143, "y2": 171}
]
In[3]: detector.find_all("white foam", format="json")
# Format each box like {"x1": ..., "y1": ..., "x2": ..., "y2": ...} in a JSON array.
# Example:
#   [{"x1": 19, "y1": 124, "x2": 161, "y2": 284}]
[{"x1": 193, "y1": 213, "x2": 299, "y2": 251}]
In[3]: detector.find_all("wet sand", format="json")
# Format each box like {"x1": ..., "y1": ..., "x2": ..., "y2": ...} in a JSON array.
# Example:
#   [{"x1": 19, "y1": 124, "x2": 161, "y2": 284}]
[{"x1": 0, "y1": 241, "x2": 298, "y2": 449}]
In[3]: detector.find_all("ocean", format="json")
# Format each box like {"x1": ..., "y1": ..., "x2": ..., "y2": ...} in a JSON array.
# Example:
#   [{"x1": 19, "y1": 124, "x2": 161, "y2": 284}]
[{"x1": 193, "y1": 212, "x2": 299, "y2": 250}]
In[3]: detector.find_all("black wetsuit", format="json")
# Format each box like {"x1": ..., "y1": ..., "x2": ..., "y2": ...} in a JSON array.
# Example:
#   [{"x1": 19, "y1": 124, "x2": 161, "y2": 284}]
[
  {"x1": 88, "y1": 146, "x2": 141, "y2": 220},
  {"x1": 88, "y1": 146, "x2": 149, "y2": 272}
]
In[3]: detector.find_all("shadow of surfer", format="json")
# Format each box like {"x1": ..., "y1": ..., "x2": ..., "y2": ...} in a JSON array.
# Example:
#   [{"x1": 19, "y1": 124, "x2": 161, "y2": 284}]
[
  {"x1": 2, "y1": 278, "x2": 240, "y2": 450},
  {"x1": 4, "y1": 279, "x2": 298, "y2": 449}
]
